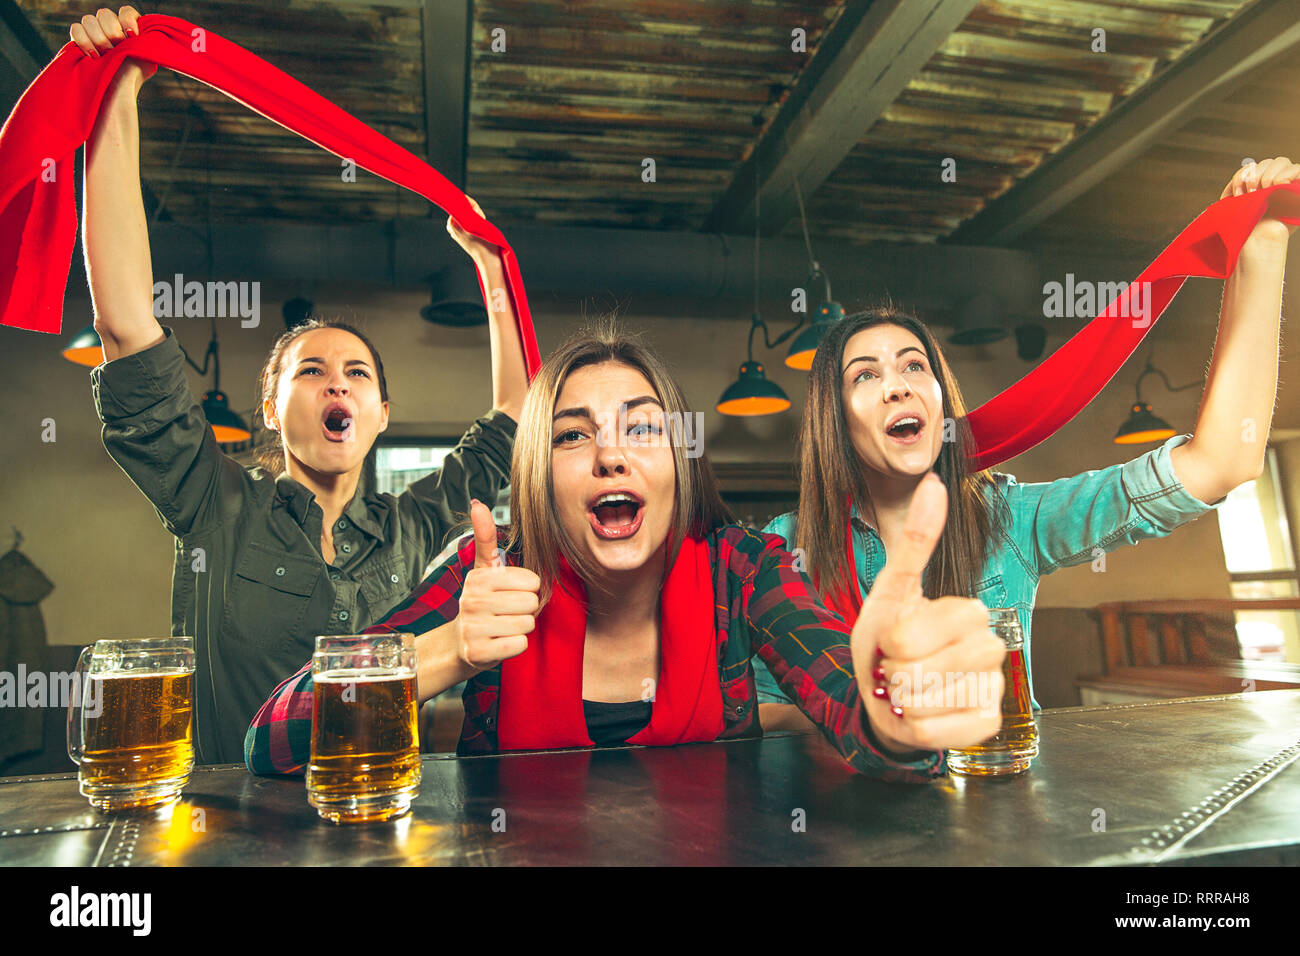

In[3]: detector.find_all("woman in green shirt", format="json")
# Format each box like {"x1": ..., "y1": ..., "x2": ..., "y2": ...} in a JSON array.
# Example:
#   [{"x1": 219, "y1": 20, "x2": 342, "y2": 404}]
[{"x1": 74, "y1": 8, "x2": 528, "y2": 763}]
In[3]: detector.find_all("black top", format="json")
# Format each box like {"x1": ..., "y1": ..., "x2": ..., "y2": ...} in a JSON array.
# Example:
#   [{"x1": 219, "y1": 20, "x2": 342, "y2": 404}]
[{"x1": 583, "y1": 699, "x2": 653, "y2": 746}]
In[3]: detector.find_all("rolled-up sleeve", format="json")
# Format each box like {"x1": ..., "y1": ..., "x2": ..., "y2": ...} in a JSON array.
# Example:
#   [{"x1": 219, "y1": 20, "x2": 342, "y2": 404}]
[
  {"x1": 1119, "y1": 432, "x2": 1225, "y2": 530},
  {"x1": 91, "y1": 327, "x2": 247, "y2": 537},
  {"x1": 1008, "y1": 433, "x2": 1222, "y2": 576}
]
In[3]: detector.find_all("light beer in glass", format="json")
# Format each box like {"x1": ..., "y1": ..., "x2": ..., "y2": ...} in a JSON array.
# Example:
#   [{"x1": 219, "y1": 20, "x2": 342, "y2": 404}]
[
  {"x1": 307, "y1": 634, "x2": 420, "y2": 823},
  {"x1": 947, "y1": 608, "x2": 1038, "y2": 776},
  {"x1": 67, "y1": 637, "x2": 195, "y2": 810}
]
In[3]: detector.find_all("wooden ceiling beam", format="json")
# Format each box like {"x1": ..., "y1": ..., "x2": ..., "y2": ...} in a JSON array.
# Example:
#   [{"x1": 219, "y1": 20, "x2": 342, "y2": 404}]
[
  {"x1": 949, "y1": 0, "x2": 1300, "y2": 246},
  {"x1": 421, "y1": 0, "x2": 471, "y2": 190},
  {"x1": 705, "y1": 0, "x2": 980, "y2": 235}
]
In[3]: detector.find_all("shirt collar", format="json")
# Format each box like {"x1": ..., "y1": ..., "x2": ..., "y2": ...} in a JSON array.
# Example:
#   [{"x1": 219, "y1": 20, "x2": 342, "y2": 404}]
[{"x1": 274, "y1": 469, "x2": 385, "y2": 540}]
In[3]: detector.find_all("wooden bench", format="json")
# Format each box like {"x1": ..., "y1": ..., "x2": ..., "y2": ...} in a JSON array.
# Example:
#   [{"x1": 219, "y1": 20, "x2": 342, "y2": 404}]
[{"x1": 1075, "y1": 599, "x2": 1300, "y2": 704}]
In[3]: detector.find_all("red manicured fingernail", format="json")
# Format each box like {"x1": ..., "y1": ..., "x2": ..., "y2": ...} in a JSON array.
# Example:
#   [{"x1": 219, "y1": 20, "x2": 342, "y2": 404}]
[
  {"x1": 875, "y1": 645, "x2": 884, "y2": 659},
  {"x1": 890, "y1": 705, "x2": 904, "y2": 718},
  {"x1": 871, "y1": 665, "x2": 886, "y2": 682},
  {"x1": 872, "y1": 685, "x2": 888, "y2": 699}
]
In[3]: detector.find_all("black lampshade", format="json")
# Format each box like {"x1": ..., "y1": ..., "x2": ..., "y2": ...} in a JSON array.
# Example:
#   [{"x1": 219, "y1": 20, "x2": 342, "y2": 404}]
[
  {"x1": 202, "y1": 390, "x2": 252, "y2": 444},
  {"x1": 785, "y1": 301, "x2": 844, "y2": 370},
  {"x1": 716, "y1": 360, "x2": 791, "y2": 416},
  {"x1": 61, "y1": 324, "x2": 105, "y2": 367},
  {"x1": 1114, "y1": 402, "x2": 1176, "y2": 445}
]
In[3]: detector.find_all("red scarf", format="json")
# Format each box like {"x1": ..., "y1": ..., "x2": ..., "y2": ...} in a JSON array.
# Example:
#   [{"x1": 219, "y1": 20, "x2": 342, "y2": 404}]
[
  {"x1": 494, "y1": 536, "x2": 724, "y2": 751},
  {"x1": 0, "y1": 14, "x2": 540, "y2": 378},
  {"x1": 2, "y1": 14, "x2": 1296, "y2": 465},
  {"x1": 964, "y1": 180, "x2": 1300, "y2": 470},
  {"x1": 821, "y1": 510, "x2": 863, "y2": 623}
]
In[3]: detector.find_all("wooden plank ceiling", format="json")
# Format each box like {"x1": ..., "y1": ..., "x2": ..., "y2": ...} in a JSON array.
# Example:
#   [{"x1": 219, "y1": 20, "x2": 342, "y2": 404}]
[
  {"x1": 17, "y1": 0, "x2": 1279, "y2": 260},
  {"x1": 22, "y1": 0, "x2": 431, "y2": 222}
]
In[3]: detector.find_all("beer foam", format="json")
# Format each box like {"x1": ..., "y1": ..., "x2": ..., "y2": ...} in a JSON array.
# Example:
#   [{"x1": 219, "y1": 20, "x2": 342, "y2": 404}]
[
  {"x1": 314, "y1": 668, "x2": 415, "y2": 683},
  {"x1": 87, "y1": 668, "x2": 193, "y2": 679}
]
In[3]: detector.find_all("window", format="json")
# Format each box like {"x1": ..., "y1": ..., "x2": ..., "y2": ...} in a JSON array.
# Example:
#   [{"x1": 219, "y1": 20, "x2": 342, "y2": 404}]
[
  {"x1": 375, "y1": 441, "x2": 512, "y2": 574},
  {"x1": 1214, "y1": 446, "x2": 1299, "y2": 662}
]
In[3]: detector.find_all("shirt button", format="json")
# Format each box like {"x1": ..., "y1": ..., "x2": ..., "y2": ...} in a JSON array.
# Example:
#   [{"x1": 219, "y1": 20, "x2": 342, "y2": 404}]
[
  {"x1": 337, "y1": 519, "x2": 348, "y2": 531},
  {"x1": 329, "y1": 572, "x2": 341, "y2": 582},
  {"x1": 338, "y1": 610, "x2": 350, "y2": 622},
  {"x1": 735, "y1": 705, "x2": 744, "y2": 715},
  {"x1": 340, "y1": 542, "x2": 352, "y2": 554},
  {"x1": 390, "y1": 574, "x2": 399, "y2": 583},
  {"x1": 275, "y1": 567, "x2": 286, "y2": 577}
]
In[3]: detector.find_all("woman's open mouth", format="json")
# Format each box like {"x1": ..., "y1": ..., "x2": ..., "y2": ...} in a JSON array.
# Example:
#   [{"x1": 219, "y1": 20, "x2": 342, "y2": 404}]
[
  {"x1": 587, "y1": 491, "x2": 645, "y2": 540},
  {"x1": 321, "y1": 403, "x2": 355, "y2": 443},
  {"x1": 884, "y1": 415, "x2": 925, "y2": 445}
]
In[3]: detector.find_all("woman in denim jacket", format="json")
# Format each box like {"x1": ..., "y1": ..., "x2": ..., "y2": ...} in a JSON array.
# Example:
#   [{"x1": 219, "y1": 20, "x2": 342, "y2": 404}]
[{"x1": 759, "y1": 158, "x2": 1297, "y2": 741}]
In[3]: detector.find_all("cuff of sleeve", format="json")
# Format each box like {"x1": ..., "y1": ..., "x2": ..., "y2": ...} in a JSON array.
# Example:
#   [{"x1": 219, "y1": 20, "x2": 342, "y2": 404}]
[
  {"x1": 1120, "y1": 432, "x2": 1223, "y2": 531},
  {"x1": 851, "y1": 699, "x2": 945, "y2": 778},
  {"x1": 90, "y1": 327, "x2": 186, "y2": 421},
  {"x1": 481, "y1": 407, "x2": 519, "y2": 435}
]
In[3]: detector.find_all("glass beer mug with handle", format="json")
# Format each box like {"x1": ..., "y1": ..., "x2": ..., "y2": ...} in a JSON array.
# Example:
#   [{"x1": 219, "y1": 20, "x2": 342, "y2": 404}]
[
  {"x1": 307, "y1": 633, "x2": 421, "y2": 824},
  {"x1": 946, "y1": 608, "x2": 1039, "y2": 777},
  {"x1": 66, "y1": 637, "x2": 196, "y2": 811}
]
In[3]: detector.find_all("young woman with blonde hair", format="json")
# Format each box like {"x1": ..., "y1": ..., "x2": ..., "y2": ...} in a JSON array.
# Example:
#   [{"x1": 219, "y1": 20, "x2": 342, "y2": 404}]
[{"x1": 248, "y1": 324, "x2": 1010, "y2": 779}]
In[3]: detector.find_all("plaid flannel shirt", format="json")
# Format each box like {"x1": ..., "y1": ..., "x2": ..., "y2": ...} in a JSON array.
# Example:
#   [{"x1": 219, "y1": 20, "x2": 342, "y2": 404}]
[{"x1": 245, "y1": 524, "x2": 945, "y2": 782}]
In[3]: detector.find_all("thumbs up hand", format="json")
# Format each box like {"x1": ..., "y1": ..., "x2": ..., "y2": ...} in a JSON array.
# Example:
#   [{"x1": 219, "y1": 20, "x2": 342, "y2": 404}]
[
  {"x1": 851, "y1": 473, "x2": 1006, "y2": 757},
  {"x1": 454, "y1": 499, "x2": 540, "y2": 672}
]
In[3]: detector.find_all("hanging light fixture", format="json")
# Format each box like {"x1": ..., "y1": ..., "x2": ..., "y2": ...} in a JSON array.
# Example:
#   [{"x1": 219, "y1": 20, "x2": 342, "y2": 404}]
[
  {"x1": 1113, "y1": 352, "x2": 1199, "y2": 445},
  {"x1": 62, "y1": 318, "x2": 250, "y2": 442},
  {"x1": 784, "y1": 179, "x2": 844, "y2": 370},
  {"x1": 716, "y1": 313, "x2": 792, "y2": 416},
  {"x1": 61, "y1": 324, "x2": 105, "y2": 366},
  {"x1": 717, "y1": 163, "x2": 792, "y2": 417}
]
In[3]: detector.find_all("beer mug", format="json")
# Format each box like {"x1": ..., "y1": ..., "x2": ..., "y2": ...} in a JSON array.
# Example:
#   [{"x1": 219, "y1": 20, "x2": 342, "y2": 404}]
[
  {"x1": 307, "y1": 633, "x2": 420, "y2": 824},
  {"x1": 66, "y1": 637, "x2": 195, "y2": 811},
  {"x1": 947, "y1": 608, "x2": 1039, "y2": 777}
]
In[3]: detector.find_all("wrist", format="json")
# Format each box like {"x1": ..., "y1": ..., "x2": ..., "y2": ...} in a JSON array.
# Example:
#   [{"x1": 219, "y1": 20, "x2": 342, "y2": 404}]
[
  {"x1": 474, "y1": 252, "x2": 507, "y2": 280},
  {"x1": 864, "y1": 700, "x2": 929, "y2": 761},
  {"x1": 1242, "y1": 220, "x2": 1291, "y2": 256},
  {"x1": 416, "y1": 621, "x2": 473, "y2": 704}
]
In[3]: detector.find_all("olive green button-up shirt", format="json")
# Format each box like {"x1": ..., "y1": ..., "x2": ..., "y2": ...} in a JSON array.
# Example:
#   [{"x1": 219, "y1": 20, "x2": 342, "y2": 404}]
[{"x1": 91, "y1": 329, "x2": 516, "y2": 765}]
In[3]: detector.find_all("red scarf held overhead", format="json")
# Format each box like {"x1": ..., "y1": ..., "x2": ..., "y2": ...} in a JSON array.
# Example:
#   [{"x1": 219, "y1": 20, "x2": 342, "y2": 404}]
[
  {"x1": 1, "y1": 13, "x2": 1299, "y2": 465},
  {"x1": 451, "y1": 535, "x2": 724, "y2": 751},
  {"x1": 0, "y1": 14, "x2": 540, "y2": 378}
]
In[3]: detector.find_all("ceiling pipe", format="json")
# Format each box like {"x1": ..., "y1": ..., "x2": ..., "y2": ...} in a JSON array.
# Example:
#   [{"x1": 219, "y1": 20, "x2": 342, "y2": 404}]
[{"x1": 146, "y1": 220, "x2": 1044, "y2": 321}]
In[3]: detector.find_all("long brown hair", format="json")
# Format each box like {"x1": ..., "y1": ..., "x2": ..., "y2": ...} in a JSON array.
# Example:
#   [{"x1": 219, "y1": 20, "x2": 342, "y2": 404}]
[
  {"x1": 254, "y1": 318, "x2": 390, "y2": 478},
  {"x1": 794, "y1": 304, "x2": 1006, "y2": 600},
  {"x1": 507, "y1": 321, "x2": 733, "y2": 601}
]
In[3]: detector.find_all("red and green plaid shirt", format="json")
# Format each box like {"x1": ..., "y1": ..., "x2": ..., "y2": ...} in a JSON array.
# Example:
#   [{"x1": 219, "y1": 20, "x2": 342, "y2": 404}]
[{"x1": 244, "y1": 524, "x2": 944, "y2": 782}]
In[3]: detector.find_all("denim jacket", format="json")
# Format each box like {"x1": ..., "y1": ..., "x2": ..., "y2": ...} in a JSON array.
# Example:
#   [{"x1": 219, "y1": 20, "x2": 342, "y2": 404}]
[{"x1": 758, "y1": 434, "x2": 1222, "y2": 709}]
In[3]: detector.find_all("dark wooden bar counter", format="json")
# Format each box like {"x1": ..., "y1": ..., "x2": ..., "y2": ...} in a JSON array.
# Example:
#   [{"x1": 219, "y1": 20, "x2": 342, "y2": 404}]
[{"x1": 3, "y1": 691, "x2": 1298, "y2": 866}]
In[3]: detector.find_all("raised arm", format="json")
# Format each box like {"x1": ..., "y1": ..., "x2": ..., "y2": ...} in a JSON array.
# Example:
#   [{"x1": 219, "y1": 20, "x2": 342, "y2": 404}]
[
  {"x1": 76, "y1": 8, "x2": 249, "y2": 536},
  {"x1": 76, "y1": 7, "x2": 163, "y2": 361},
  {"x1": 446, "y1": 198, "x2": 530, "y2": 422},
  {"x1": 1170, "y1": 157, "x2": 1297, "y2": 504}
]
